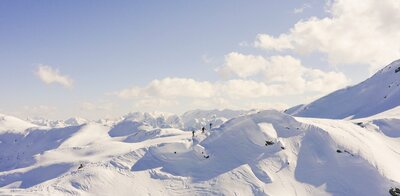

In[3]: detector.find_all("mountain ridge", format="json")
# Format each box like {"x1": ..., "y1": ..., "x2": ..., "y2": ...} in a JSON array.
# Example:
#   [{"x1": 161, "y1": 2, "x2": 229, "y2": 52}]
[{"x1": 288, "y1": 59, "x2": 400, "y2": 119}]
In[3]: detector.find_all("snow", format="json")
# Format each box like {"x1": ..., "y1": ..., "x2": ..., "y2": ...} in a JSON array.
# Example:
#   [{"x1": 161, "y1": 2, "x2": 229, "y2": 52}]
[
  {"x1": 1, "y1": 108, "x2": 399, "y2": 195},
  {"x1": 1, "y1": 61, "x2": 400, "y2": 195},
  {"x1": 123, "y1": 112, "x2": 183, "y2": 129},
  {"x1": 64, "y1": 117, "x2": 88, "y2": 127},
  {"x1": 27, "y1": 117, "x2": 88, "y2": 128},
  {"x1": 181, "y1": 109, "x2": 249, "y2": 131},
  {"x1": 102, "y1": 109, "x2": 249, "y2": 133},
  {"x1": 0, "y1": 114, "x2": 37, "y2": 134},
  {"x1": 288, "y1": 59, "x2": 400, "y2": 119}
]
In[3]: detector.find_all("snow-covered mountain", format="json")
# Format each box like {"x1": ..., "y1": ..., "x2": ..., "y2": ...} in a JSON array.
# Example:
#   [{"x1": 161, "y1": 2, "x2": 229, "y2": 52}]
[
  {"x1": 27, "y1": 117, "x2": 88, "y2": 128},
  {"x1": 25, "y1": 109, "x2": 250, "y2": 132},
  {"x1": 288, "y1": 59, "x2": 400, "y2": 119},
  {"x1": 0, "y1": 107, "x2": 399, "y2": 195},
  {"x1": 64, "y1": 117, "x2": 89, "y2": 127},
  {"x1": 0, "y1": 113, "x2": 37, "y2": 134},
  {"x1": 106, "y1": 109, "x2": 249, "y2": 134},
  {"x1": 1, "y1": 60, "x2": 400, "y2": 195},
  {"x1": 122, "y1": 112, "x2": 183, "y2": 129}
]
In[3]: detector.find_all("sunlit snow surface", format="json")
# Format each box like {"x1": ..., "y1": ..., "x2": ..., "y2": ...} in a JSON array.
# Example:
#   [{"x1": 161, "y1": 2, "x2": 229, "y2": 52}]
[
  {"x1": 1, "y1": 60, "x2": 400, "y2": 195},
  {"x1": 0, "y1": 108, "x2": 399, "y2": 195},
  {"x1": 289, "y1": 60, "x2": 400, "y2": 119}
]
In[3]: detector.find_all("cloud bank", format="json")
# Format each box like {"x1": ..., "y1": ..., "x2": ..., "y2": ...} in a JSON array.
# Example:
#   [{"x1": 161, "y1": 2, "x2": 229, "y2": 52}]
[
  {"x1": 255, "y1": 0, "x2": 400, "y2": 73},
  {"x1": 115, "y1": 53, "x2": 350, "y2": 112}
]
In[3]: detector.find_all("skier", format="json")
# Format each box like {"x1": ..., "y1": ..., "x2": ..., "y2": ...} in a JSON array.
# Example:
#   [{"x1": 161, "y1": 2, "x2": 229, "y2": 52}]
[
  {"x1": 209, "y1": 123, "x2": 213, "y2": 130},
  {"x1": 78, "y1": 163, "x2": 84, "y2": 170},
  {"x1": 192, "y1": 130, "x2": 195, "y2": 137},
  {"x1": 201, "y1": 127, "x2": 205, "y2": 133}
]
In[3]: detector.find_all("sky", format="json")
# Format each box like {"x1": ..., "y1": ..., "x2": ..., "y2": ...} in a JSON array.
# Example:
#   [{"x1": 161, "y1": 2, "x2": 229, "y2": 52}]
[{"x1": 0, "y1": 0, "x2": 399, "y2": 120}]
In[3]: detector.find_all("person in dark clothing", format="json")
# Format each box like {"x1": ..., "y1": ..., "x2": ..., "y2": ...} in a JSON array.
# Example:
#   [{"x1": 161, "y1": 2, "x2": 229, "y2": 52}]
[
  {"x1": 201, "y1": 127, "x2": 205, "y2": 133},
  {"x1": 192, "y1": 130, "x2": 195, "y2": 137},
  {"x1": 209, "y1": 123, "x2": 213, "y2": 130},
  {"x1": 78, "y1": 164, "x2": 84, "y2": 170},
  {"x1": 265, "y1": 140, "x2": 274, "y2": 146}
]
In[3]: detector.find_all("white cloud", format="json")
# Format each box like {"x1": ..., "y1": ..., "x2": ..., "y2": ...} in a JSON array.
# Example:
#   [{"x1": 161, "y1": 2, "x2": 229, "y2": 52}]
[
  {"x1": 114, "y1": 38, "x2": 352, "y2": 113},
  {"x1": 116, "y1": 52, "x2": 350, "y2": 110},
  {"x1": 254, "y1": 34, "x2": 294, "y2": 51},
  {"x1": 219, "y1": 79, "x2": 281, "y2": 98},
  {"x1": 134, "y1": 98, "x2": 179, "y2": 110},
  {"x1": 293, "y1": 3, "x2": 311, "y2": 14},
  {"x1": 35, "y1": 65, "x2": 73, "y2": 88},
  {"x1": 116, "y1": 77, "x2": 290, "y2": 100},
  {"x1": 115, "y1": 54, "x2": 349, "y2": 101},
  {"x1": 263, "y1": 55, "x2": 305, "y2": 83},
  {"x1": 218, "y1": 53, "x2": 350, "y2": 94},
  {"x1": 255, "y1": 0, "x2": 400, "y2": 73},
  {"x1": 116, "y1": 77, "x2": 215, "y2": 99},
  {"x1": 217, "y1": 52, "x2": 267, "y2": 78},
  {"x1": 304, "y1": 69, "x2": 349, "y2": 93},
  {"x1": 105, "y1": 43, "x2": 353, "y2": 114},
  {"x1": 190, "y1": 97, "x2": 234, "y2": 109}
]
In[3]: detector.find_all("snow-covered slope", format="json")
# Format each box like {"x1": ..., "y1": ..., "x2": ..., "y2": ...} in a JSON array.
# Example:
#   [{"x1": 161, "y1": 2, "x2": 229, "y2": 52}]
[
  {"x1": 288, "y1": 59, "x2": 400, "y2": 119},
  {"x1": 1, "y1": 110, "x2": 399, "y2": 195},
  {"x1": 0, "y1": 114, "x2": 37, "y2": 134}
]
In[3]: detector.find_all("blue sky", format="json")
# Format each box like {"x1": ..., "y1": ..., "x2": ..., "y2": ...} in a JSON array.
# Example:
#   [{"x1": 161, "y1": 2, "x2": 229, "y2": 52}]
[{"x1": 1, "y1": 0, "x2": 399, "y2": 120}]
